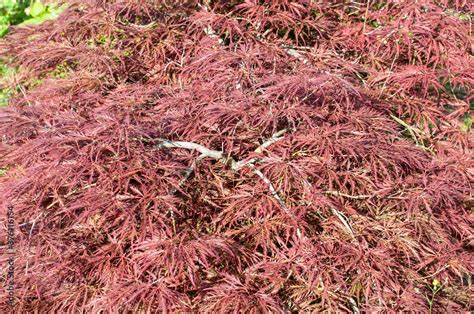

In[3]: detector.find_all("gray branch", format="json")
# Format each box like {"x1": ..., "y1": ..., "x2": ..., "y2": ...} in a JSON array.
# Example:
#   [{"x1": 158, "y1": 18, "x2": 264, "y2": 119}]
[
  {"x1": 250, "y1": 166, "x2": 290, "y2": 214},
  {"x1": 156, "y1": 139, "x2": 226, "y2": 161},
  {"x1": 234, "y1": 128, "x2": 289, "y2": 170},
  {"x1": 154, "y1": 129, "x2": 292, "y2": 216}
]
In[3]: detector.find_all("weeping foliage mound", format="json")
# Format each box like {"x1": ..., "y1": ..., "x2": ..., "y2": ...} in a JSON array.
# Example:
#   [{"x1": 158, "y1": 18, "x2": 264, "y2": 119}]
[{"x1": 0, "y1": 0, "x2": 473, "y2": 312}]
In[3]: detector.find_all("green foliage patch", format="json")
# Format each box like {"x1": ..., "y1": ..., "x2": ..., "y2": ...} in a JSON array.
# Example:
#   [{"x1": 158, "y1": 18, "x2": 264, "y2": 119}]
[
  {"x1": 0, "y1": 1, "x2": 63, "y2": 106},
  {"x1": 0, "y1": 0, "x2": 63, "y2": 35}
]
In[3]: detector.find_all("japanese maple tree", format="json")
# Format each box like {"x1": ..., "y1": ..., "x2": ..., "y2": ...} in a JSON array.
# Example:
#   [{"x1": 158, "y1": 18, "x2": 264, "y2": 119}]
[{"x1": 0, "y1": 0, "x2": 472, "y2": 312}]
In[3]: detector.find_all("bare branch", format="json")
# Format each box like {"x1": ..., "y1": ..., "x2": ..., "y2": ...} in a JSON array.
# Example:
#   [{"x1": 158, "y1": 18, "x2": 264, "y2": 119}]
[
  {"x1": 349, "y1": 297, "x2": 360, "y2": 314},
  {"x1": 152, "y1": 129, "x2": 293, "y2": 217},
  {"x1": 323, "y1": 190, "x2": 371, "y2": 200},
  {"x1": 254, "y1": 128, "x2": 289, "y2": 153},
  {"x1": 250, "y1": 165, "x2": 290, "y2": 214},
  {"x1": 46, "y1": 183, "x2": 97, "y2": 209},
  {"x1": 156, "y1": 138, "x2": 226, "y2": 160},
  {"x1": 331, "y1": 208, "x2": 355, "y2": 239},
  {"x1": 234, "y1": 128, "x2": 290, "y2": 170},
  {"x1": 25, "y1": 212, "x2": 43, "y2": 275}
]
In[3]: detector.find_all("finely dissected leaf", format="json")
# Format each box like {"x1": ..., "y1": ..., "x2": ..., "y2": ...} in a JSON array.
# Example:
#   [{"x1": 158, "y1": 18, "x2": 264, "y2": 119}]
[{"x1": 0, "y1": 0, "x2": 472, "y2": 312}]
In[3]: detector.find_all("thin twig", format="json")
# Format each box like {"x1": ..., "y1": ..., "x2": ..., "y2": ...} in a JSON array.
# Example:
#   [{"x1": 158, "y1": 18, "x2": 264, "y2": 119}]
[
  {"x1": 251, "y1": 165, "x2": 302, "y2": 238},
  {"x1": 390, "y1": 114, "x2": 424, "y2": 137},
  {"x1": 46, "y1": 183, "x2": 97, "y2": 209},
  {"x1": 169, "y1": 155, "x2": 205, "y2": 195},
  {"x1": 331, "y1": 208, "x2": 355, "y2": 239},
  {"x1": 25, "y1": 212, "x2": 43, "y2": 275},
  {"x1": 349, "y1": 297, "x2": 360, "y2": 314},
  {"x1": 234, "y1": 128, "x2": 289, "y2": 169},
  {"x1": 390, "y1": 114, "x2": 435, "y2": 154},
  {"x1": 250, "y1": 165, "x2": 290, "y2": 214},
  {"x1": 323, "y1": 190, "x2": 371, "y2": 199},
  {"x1": 18, "y1": 84, "x2": 33, "y2": 106},
  {"x1": 361, "y1": 0, "x2": 371, "y2": 35},
  {"x1": 417, "y1": 265, "x2": 449, "y2": 280}
]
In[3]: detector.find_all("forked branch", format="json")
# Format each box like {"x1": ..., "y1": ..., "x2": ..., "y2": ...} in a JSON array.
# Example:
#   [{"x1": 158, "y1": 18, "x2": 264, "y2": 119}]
[{"x1": 154, "y1": 129, "x2": 292, "y2": 214}]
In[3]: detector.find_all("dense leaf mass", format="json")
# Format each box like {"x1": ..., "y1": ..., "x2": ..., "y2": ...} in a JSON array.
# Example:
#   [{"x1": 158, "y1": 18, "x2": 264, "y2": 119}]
[{"x1": 0, "y1": 0, "x2": 473, "y2": 312}]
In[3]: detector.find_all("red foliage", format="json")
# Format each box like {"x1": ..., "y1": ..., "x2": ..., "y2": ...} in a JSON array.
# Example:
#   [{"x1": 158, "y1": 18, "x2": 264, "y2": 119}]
[{"x1": 0, "y1": 0, "x2": 472, "y2": 312}]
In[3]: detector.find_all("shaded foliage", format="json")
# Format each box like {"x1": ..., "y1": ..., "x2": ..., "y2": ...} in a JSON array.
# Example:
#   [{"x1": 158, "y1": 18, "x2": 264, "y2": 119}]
[{"x1": 0, "y1": 0, "x2": 473, "y2": 312}]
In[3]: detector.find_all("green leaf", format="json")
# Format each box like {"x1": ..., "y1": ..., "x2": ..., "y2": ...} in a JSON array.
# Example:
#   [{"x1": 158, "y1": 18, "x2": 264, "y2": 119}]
[
  {"x1": 461, "y1": 114, "x2": 472, "y2": 133},
  {"x1": 29, "y1": 1, "x2": 46, "y2": 18},
  {"x1": 21, "y1": 2, "x2": 65, "y2": 25},
  {"x1": 0, "y1": 167, "x2": 8, "y2": 176},
  {"x1": 1, "y1": 0, "x2": 15, "y2": 9},
  {"x1": 0, "y1": 24, "x2": 8, "y2": 37}
]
